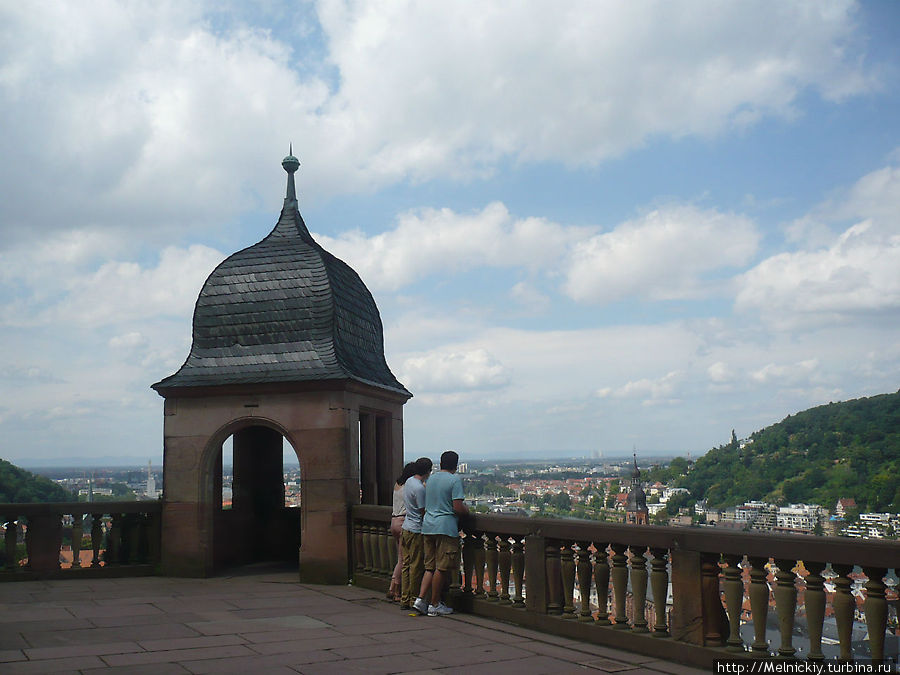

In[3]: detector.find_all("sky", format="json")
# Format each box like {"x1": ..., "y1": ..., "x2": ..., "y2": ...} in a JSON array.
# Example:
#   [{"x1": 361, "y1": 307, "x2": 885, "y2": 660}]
[{"x1": 1, "y1": 1, "x2": 899, "y2": 466}]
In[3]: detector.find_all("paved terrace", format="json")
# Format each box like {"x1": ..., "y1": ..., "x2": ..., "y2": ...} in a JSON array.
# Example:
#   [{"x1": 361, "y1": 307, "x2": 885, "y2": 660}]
[{"x1": 0, "y1": 570, "x2": 704, "y2": 675}]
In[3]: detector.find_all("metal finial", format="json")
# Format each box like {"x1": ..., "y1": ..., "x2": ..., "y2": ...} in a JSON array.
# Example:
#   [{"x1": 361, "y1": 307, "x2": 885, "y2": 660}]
[{"x1": 282, "y1": 146, "x2": 300, "y2": 200}]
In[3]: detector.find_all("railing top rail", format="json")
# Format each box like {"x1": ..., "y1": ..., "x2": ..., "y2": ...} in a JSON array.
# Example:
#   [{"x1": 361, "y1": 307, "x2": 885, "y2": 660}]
[
  {"x1": 350, "y1": 504, "x2": 900, "y2": 568},
  {"x1": 0, "y1": 501, "x2": 162, "y2": 517}
]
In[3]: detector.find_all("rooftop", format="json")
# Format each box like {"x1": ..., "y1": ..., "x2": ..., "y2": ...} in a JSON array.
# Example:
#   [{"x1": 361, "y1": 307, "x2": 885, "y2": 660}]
[
  {"x1": 0, "y1": 570, "x2": 703, "y2": 674},
  {"x1": 152, "y1": 152, "x2": 410, "y2": 397}
]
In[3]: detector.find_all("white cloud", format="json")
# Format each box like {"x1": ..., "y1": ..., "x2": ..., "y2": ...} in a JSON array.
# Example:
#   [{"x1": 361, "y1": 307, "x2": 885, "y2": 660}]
[
  {"x1": 318, "y1": 0, "x2": 871, "y2": 178},
  {"x1": 2, "y1": 244, "x2": 223, "y2": 328},
  {"x1": 564, "y1": 205, "x2": 759, "y2": 303},
  {"x1": 597, "y1": 371, "x2": 684, "y2": 401},
  {"x1": 737, "y1": 164, "x2": 900, "y2": 326},
  {"x1": 707, "y1": 361, "x2": 733, "y2": 384},
  {"x1": 750, "y1": 359, "x2": 820, "y2": 385},
  {"x1": 109, "y1": 331, "x2": 148, "y2": 351},
  {"x1": 316, "y1": 202, "x2": 588, "y2": 290},
  {"x1": 0, "y1": 1, "x2": 875, "y2": 249},
  {"x1": 509, "y1": 282, "x2": 551, "y2": 314},
  {"x1": 399, "y1": 349, "x2": 510, "y2": 394}
]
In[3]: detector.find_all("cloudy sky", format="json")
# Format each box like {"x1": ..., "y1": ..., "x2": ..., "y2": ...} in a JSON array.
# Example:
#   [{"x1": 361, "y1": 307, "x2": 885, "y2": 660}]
[{"x1": 1, "y1": 1, "x2": 899, "y2": 465}]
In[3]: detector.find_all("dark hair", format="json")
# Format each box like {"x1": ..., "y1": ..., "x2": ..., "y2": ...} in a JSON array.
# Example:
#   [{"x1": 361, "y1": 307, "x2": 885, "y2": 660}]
[
  {"x1": 440, "y1": 450, "x2": 459, "y2": 471},
  {"x1": 397, "y1": 462, "x2": 417, "y2": 486},
  {"x1": 414, "y1": 456, "x2": 433, "y2": 476}
]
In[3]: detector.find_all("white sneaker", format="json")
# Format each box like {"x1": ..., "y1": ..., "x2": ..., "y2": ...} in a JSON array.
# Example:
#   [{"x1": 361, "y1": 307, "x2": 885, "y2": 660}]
[
  {"x1": 427, "y1": 602, "x2": 453, "y2": 616},
  {"x1": 412, "y1": 597, "x2": 428, "y2": 615}
]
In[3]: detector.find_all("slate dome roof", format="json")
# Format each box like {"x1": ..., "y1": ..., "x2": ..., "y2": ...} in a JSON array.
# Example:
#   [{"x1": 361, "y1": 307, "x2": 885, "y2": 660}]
[{"x1": 152, "y1": 152, "x2": 410, "y2": 398}]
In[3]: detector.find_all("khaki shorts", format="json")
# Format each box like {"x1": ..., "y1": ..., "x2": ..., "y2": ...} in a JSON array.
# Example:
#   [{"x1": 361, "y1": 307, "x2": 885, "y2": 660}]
[{"x1": 423, "y1": 534, "x2": 460, "y2": 573}]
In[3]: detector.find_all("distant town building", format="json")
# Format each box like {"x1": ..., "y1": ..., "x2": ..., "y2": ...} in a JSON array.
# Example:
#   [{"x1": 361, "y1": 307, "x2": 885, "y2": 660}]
[{"x1": 835, "y1": 498, "x2": 857, "y2": 519}]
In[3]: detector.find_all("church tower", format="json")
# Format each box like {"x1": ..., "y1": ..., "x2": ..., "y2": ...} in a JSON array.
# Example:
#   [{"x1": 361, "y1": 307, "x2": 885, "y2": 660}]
[{"x1": 625, "y1": 453, "x2": 649, "y2": 525}]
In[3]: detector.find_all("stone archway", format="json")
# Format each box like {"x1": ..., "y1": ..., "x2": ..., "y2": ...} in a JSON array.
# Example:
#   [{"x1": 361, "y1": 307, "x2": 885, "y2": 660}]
[{"x1": 204, "y1": 419, "x2": 302, "y2": 572}]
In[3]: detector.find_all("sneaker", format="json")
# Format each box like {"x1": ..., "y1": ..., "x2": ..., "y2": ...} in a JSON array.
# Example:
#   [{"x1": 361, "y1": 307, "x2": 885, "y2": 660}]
[
  {"x1": 400, "y1": 603, "x2": 410, "y2": 610},
  {"x1": 412, "y1": 597, "x2": 428, "y2": 615},
  {"x1": 427, "y1": 602, "x2": 454, "y2": 616}
]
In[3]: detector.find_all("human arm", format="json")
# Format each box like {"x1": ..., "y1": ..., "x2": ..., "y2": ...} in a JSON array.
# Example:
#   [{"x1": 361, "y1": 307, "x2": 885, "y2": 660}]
[{"x1": 451, "y1": 474, "x2": 468, "y2": 516}]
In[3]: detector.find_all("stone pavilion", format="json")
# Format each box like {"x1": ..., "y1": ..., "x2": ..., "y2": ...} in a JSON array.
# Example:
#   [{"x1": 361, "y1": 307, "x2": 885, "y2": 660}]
[{"x1": 152, "y1": 151, "x2": 411, "y2": 582}]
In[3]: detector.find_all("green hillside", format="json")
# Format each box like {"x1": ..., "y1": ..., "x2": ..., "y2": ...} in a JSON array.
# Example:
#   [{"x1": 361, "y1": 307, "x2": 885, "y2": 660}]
[
  {"x1": 679, "y1": 390, "x2": 900, "y2": 511},
  {"x1": 0, "y1": 458, "x2": 74, "y2": 503}
]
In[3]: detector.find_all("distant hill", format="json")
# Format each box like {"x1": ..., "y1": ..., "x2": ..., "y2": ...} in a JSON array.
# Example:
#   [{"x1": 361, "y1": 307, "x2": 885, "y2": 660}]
[
  {"x1": 679, "y1": 391, "x2": 900, "y2": 512},
  {"x1": 0, "y1": 458, "x2": 74, "y2": 503}
]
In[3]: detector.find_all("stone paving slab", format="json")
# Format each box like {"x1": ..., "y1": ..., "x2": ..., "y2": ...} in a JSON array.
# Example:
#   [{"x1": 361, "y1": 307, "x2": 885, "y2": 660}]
[
  {"x1": 239, "y1": 626, "x2": 346, "y2": 644},
  {"x1": 1, "y1": 572, "x2": 703, "y2": 674},
  {"x1": 22, "y1": 641, "x2": 143, "y2": 661},
  {"x1": 0, "y1": 648, "x2": 28, "y2": 663},
  {"x1": 181, "y1": 649, "x2": 343, "y2": 674},
  {"x1": 1, "y1": 654, "x2": 107, "y2": 673},
  {"x1": 101, "y1": 644, "x2": 258, "y2": 667},
  {"x1": 84, "y1": 664, "x2": 192, "y2": 674},
  {"x1": 248, "y1": 634, "x2": 376, "y2": 655},
  {"x1": 424, "y1": 654, "x2": 582, "y2": 675}
]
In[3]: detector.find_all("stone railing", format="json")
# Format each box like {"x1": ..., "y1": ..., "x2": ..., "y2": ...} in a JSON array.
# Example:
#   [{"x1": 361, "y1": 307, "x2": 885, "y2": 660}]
[
  {"x1": 350, "y1": 505, "x2": 899, "y2": 668},
  {"x1": 1, "y1": 501, "x2": 161, "y2": 580}
]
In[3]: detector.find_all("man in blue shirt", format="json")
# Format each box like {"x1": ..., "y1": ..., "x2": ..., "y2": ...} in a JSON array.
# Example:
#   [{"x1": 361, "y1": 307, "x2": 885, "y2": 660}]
[{"x1": 415, "y1": 451, "x2": 469, "y2": 616}]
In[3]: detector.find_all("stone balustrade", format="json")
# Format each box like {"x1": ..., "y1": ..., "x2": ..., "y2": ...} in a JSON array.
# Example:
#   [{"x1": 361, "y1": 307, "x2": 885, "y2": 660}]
[
  {"x1": 351, "y1": 505, "x2": 899, "y2": 668},
  {"x1": 1, "y1": 501, "x2": 161, "y2": 579}
]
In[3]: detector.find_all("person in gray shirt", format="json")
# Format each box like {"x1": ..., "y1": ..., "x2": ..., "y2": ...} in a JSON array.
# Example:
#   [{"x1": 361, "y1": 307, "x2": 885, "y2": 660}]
[{"x1": 400, "y1": 457, "x2": 432, "y2": 610}]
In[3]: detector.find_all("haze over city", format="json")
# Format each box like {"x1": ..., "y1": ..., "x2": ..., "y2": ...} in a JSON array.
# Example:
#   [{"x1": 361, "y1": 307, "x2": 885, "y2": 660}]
[{"x1": 1, "y1": 1, "x2": 899, "y2": 466}]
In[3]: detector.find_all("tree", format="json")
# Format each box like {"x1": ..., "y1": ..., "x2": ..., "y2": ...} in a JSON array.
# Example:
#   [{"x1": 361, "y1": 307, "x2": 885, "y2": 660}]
[{"x1": 551, "y1": 492, "x2": 571, "y2": 511}]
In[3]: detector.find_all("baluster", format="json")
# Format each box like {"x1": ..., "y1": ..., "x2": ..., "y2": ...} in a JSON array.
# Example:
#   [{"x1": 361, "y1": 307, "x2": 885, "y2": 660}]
[
  {"x1": 561, "y1": 541, "x2": 577, "y2": 618},
  {"x1": 804, "y1": 562, "x2": 826, "y2": 661},
  {"x1": 773, "y1": 558, "x2": 798, "y2": 658},
  {"x1": 594, "y1": 543, "x2": 611, "y2": 625},
  {"x1": 630, "y1": 546, "x2": 649, "y2": 633},
  {"x1": 138, "y1": 514, "x2": 152, "y2": 563},
  {"x1": 362, "y1": 524, "x2": 374, "y2": 572},
  {"x1": 127, "y1": 514, "x2": 141, "y2": 564},
  {"x1": 449, "y1": 538, "x2": 462, "y2": 593},
  {"x1": 146, "y1": 511, "x2": 161, "y2": 565},
  {"x1": 863, "y1": 567, "x2": 888, "y2": 661},
  {"x1": 107, "y1": 514, "x2": 123, "y2": 566},
  {"x1": 474, "y1": 533, "x2": 486, "y2": 596},
  {"x1": 462, "y1": 532, "x2": 477, "y2": 593},
  {"x1": 511, "y1": 538, "x2": 525, "y2": 607},
  {"x1": 388, "y1": 526, "x2": 398, "y2": 570},
  {"x1": 24, "y1": 516, "x2": 32, "y2": 569},
  {"x1": 650, "y1": 548, "x2": 669, "y2": 636},
  {"x1": 832, "y1": 564, "x2": 854, "y2": 660},
  {"x1": 354, "y1": 519, "x2": 364, "y2": 571},
  {"x1": 545, "y1": 541, "x2": 563, "y2": 614},
  {"x1": 379, "y1": 525, "x2": 391, "y2": 574},
  {"x1": 722, "y1": 555, "x2": 744, "y2": 651},
  {"x1": 701, "y1": 554, "x2": 725, "y2": 646},
  {"x1": 485, "y1": 534, "x2": 499, "y2": 600},
  {"x1": 576, "y1": 541, "x2": 593, "y2": 622},
  {"x1": 90, "y1": 515, "x2": 102, "y2": 567},
  {"x1": 4, "y1": 517, "x2": 17, "y2": 570},
  {"x1": 498, "y1": 537, "x2": 512, "y2": 603},
  {"x1": 71, "y1": 513, "x2": 83, "y2": 569},
  {"x1": 610, "y1": 543, "x2": 629, "y2": 628},
  {"x1": 748, "y1": 557, "x2": 771, "y2": 657},
  {"x1": 371, "y1": 524, "x2": 381, "y2": 573}
]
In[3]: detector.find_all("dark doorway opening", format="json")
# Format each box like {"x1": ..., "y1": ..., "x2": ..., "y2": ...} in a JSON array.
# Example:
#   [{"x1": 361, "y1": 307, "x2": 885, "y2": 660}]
[{"x1": 212, "y1": 425, "x2": 300, "y2": 572}]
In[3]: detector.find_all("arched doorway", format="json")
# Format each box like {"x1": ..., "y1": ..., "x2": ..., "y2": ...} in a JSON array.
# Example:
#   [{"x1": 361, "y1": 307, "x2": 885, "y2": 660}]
[{"x1": 208, "y1": 421, "x2": 301, "y2": 572}]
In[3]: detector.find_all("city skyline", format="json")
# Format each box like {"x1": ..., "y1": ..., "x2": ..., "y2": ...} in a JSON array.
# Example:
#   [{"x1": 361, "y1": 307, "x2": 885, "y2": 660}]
[{"x1": 1, "y1": 2, "x2": 899, "y2": 464}]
